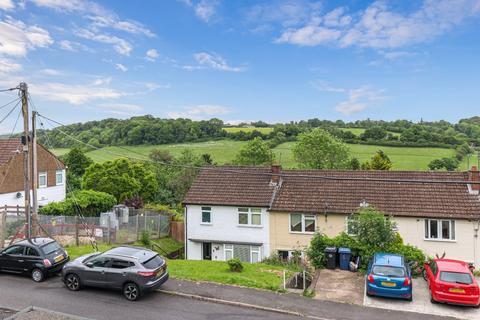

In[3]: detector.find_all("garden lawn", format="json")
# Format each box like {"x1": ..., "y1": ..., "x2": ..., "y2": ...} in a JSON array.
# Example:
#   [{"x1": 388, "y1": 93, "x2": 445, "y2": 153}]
[
  {"x1": 167, "y1": 260, "x2": 299, "y2": 291},
  {"x1": 65, "y1": 237, "x2": 183, "y2": 260}
]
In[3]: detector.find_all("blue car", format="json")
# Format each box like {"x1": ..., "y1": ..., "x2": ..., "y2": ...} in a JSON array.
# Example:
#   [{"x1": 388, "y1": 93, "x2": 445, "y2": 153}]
[{"x1": 366, "y1": 253, "x2": 413, "y2": 301}]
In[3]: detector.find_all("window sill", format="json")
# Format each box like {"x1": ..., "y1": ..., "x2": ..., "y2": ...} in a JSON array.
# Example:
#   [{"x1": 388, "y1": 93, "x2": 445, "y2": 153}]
[
  {"x1": 289, "y1": 231, "x2": 315, "y2": 235},
  {"x1": 238, "y1": 224, "x2": 263, "y2": 228},
  {"x1": 423, "y1": 238, "x2": 456, "y2": 243},
  {"x1": 200, "y1": 223, "x2": 212, "y2": 226},
  {"x1": 56, "y1": 183, "x2": 64, "y2": 186}
]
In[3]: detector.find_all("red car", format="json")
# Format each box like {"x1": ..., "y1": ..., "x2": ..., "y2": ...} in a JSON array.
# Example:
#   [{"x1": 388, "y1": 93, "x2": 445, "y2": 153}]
[{"x1": 424, "y1": 259, "x2": 480, "y2": 307}]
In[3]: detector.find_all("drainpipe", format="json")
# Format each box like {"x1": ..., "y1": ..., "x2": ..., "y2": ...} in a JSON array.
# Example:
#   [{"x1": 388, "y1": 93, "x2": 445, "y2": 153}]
[
  {"x1": 184, "y1": 206, "x2": 188, "y2": 260},
  {"x1": 474, "y1": 220, "x2": 480, "y2": 268}
]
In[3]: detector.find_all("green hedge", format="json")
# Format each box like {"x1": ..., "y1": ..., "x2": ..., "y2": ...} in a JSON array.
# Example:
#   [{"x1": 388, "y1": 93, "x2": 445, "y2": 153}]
[{"x1": 39, "y1": 190, "x2": 116, "y2": 217}]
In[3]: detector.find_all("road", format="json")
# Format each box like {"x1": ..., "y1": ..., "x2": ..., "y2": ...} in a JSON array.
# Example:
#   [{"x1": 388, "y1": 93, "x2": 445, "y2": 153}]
[{"x1": 0, "y1": 274, "x2": 456, "y2": 320}]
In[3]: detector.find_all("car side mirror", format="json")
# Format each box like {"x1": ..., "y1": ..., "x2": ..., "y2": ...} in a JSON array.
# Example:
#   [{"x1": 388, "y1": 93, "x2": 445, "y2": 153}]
[{"x1": 85, "y1": 262, "x2": 94, "y2": 268}]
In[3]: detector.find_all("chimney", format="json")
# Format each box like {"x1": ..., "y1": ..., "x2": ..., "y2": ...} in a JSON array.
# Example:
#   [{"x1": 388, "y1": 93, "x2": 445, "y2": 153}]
[
  {"x1": 469, "y1": 166, "x2": 480, "y2": 192},
  {"x1": 270, "y1": 164, "x2": 282, "y2": 186}
]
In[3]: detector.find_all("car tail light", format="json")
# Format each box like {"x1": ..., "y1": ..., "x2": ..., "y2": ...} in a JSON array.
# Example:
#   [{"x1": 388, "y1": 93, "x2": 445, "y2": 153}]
[
  {"x1": 403, "y1": 278, "x2": 411, "y2": 286},
  {"x1": 368, "y1": 275, "x2": 375, "y2": 283},
  {"x1": 43, "y1": 259, "x2": 52, "y2": 267},
  {"x1": 137, "y1": 271, "x2": 155, "y2": 277}
]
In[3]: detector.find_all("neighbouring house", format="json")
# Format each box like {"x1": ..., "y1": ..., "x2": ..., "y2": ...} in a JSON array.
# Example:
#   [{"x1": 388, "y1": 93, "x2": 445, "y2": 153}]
[
  {"x1": 0, "y1": 138, "x2": 66, "y2": 210},
  {"x1": 183, "y1": 165, "x2": 480, "y2": 267}
]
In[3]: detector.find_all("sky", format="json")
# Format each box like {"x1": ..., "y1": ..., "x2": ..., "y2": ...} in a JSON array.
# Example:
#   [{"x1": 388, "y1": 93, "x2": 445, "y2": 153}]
[{"x1": 1, "y1": 0, "x2": 480, "y2": 134}]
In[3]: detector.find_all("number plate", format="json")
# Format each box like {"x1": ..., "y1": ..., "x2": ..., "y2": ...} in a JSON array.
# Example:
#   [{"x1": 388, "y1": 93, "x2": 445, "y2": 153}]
[
  {"x1": 449, "y1": 288, "x2": 465, "y2": 293},
  {"x1": 156, "y1": 266, "x2": 165, "y2": 277},
  {"x1": 381, "y1": 281, "x2": 396, "y2": 287},
  {"x1": 54, "y1": 255, "x2": 64, "y2": 263}
]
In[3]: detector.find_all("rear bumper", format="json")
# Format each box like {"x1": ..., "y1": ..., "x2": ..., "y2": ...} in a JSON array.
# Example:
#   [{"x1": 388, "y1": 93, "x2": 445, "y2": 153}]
[
  {"x1": 367, "y1": 282, "x2": 412, "y2": 299},
  {"x1": 433, "y1": 290, "x2": 480, "y2": 306},
  {"x1": 143, "y1": 271, "x2": 169, "y2": 292},
  {"x1": 46, "y1": 257, "x2": 70, "y2": 275}
]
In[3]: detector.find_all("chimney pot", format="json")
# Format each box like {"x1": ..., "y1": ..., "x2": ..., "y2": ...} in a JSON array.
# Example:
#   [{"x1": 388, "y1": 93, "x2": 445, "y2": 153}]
[
  {"x1": 469, "y1": 166, "x2": 480, "y2": 191},
  {"x1": 271, "y1": 164, "x2": 282, "y2": 185}
]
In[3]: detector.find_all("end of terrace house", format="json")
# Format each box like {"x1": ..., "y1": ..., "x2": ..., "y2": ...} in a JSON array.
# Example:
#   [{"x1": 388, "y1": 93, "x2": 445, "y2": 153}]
[{"x1": 183, "y1": 164, "x2": 480, "y2": 266}]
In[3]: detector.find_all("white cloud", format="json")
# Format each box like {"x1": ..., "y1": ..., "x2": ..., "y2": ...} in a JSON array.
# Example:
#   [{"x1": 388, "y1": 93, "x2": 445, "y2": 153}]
[
  {"x1": 0, "y1": 0, "x2": 14, "y2": 10},
  {"x1": 310, "y1": 80, "x2": 346, "y2": 93},
  {"x1": 144, "y1": 82, "x2": 170, "y2": 90},
  {"x1": 0, "y1": 18, "x2": 53, "y2": 57},
  {"x1": 193, "y1": 52, "x2": 245, "y2": 72},
  {"x1": 180, "y1": 0, "x2": 219, "y2": 22},
  {"x1": 168, "y1": 104, "x2": 230, "y2": 119},
  {"x1": 245, "y1": 1, "x2": 322, "y2": 28},
  {"x1": 58, "y1": 40, "x2": 89, "y2": 52},
  {"x1": 276, "y1": 0, "x2": 480, "y2": 49},
  {"x1": 97, "y1": 103, "x2": 143, "y2": 115},
  {"x1": 115, "y1": 63, "x2": 127, "y2": 72},
  {"x1": 76, "y1": 29, "x2": 132, "y2": 55},
  {"x1": 0, "y1": 58, "x2": 22, "y2": 74},
  {"x1": 145, "y1": 49, "x2": 159, "y2": 61},
  {"x1": 88, "y1": 15, "x2": 155, "y2": 37},
  {"x1": 39, "y1": 68, "x2": 62, "y2": 76},
  {"x1": 30, "y1": 80, "x2": 125, "y2": 105}
]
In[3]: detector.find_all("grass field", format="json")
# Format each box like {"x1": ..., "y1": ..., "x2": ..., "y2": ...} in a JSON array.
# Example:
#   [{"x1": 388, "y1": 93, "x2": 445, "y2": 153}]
[
  {"x1": 52, "y1": 139, "x2": 473, "y2": 171},
  {"x1": 223, "y1": 127, "x2": 273, "y2": 134},
  {"x1": 339, "y1": 127, "x2": 400, "y2": 137}
]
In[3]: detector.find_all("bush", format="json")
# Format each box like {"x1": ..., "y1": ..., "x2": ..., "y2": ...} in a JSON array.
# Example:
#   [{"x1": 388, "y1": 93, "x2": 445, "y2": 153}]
[
  {"x1": 140, "y1": 230, "x2": 151, "y2": 247},
  {"x1": 227, "y1": 259, "x2": 244, "y2": 272},
  {"x1": 39, "y1": 190, "x2": 116, "y2": 217}
]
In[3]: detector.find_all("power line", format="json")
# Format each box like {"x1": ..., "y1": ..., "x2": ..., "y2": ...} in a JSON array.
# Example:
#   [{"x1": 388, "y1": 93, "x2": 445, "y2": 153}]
[
  {"x1": 0, "y1": 99, "x2": 21, "y2": 125},
  {"x1": 36, "y1": 112, "x2": 480, "y2": 186},
  {"x1": 0, "y1": 87, "x2": 18, "y2": 93},
  {"x1": 0, "y1": 97, "x2": 21, "y2": 110}
]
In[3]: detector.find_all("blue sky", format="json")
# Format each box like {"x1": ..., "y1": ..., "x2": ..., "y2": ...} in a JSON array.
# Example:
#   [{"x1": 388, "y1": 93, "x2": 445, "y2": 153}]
[{"x1": 1, "y1": 0, "x2": 480, "y2": 133}]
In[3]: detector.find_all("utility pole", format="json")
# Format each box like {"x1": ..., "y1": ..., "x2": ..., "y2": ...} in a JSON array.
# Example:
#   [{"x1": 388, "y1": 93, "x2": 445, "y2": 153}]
[
  {"x1": 19, "y1": 82, "x2": 31, "y2": 238},
  {"x1": 31, "y1": 110, "x2": 38, "y2": 237}
]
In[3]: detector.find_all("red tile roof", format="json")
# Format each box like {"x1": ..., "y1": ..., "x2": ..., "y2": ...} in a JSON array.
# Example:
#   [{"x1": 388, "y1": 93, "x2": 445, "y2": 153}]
[
  {"x1": 0, "y1": 138, "x2": 22, "y2": 167},
  {"x1": 184, "y1": 166, "x2": 480, "y2": 219}
]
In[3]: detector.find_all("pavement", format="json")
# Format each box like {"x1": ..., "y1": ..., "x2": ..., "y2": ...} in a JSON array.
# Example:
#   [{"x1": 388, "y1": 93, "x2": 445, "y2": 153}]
[{"x1": 0, "y1": 273, "x2": 461, "y2": 320}]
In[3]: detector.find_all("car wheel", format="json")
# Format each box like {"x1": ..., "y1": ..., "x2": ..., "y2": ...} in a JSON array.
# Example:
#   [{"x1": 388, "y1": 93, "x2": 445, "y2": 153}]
[
  {"x1": 31, "y1": 268, "x2": 44, "y2": 282},
  {"x1": 406, "y1": 295, "x2": 413, "y2": 302},
  {"x1": 65, "y1": 274, "x2": 81, "y2": 291},
  {"x1": 123, "y1": 283, "x2": 140, "y2": 301},
  {"x1": 430, "y1": 294, "x2": 438, "y2": 304},
  {"x1": 422, "y1": 269, "x2": 427, "y2": 281}
]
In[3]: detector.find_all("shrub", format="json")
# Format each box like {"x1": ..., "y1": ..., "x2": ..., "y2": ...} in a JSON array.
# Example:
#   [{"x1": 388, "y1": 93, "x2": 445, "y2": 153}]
[
  {"x1": 140, "y1": 230, "x2": 151, "y2": 247},
  {"x1": 39, "y1": 190, "x2": 116, "y2": 217},
  {"x1": 227, "y1": 259, "x2": 244, "y2": 272}
]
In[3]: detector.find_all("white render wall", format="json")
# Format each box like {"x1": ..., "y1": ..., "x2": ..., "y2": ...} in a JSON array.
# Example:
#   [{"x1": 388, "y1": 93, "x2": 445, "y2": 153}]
[
  {"x1": 186, "y1": 205, "x2": 270, "y2": 261},
  {"x1": 394, "y1": 217, "x2": 480, "y2": 267}
]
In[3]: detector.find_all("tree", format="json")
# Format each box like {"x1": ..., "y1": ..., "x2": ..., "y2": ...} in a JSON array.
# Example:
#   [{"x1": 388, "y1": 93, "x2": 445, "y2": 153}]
[
  {"x1": 61, "y1": 148, "x2": 93, "y2": 177},
  {"x1": 38, "y1": 190, "x2": 116, "y2": 217},
  {"x1": 234, "y1": 137, "x2": 274, "y2": 165},
  {"x1": 361, "y1": 150, "x2": 393, "y2": 170},
  {"x1": 360, "y1": 127, "x2": 387, "y2": 141},
  {"x1": 428, "y1": 157, "x2": 459, "y2": 171},
  {"x1": 82, "y1": 158, "x2": 158, "y2": 202},
  {"x1": 149, "y1": 149, "x2": 173, "y2": 163},
  {"x1": 351, "y1": 206, "x2": 397, "y2": 249},
  {"x1": 293, "y1": 128, "x2": 351, "y2": 169},
  {"x1": 349, "y1": 158, "x2": 361, "y2": 170}
]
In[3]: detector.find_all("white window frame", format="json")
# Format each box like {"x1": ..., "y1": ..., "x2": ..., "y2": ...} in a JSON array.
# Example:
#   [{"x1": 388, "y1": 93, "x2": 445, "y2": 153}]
[
  {"x1": 224, "y1": 244, "x2": 233, "y2": 260},
  {"x1": 289, "y1": 213, "x2": 316, "y2": 234},
  {"x1": 237, "y1": 208, "x2": 262, "y2": 227},
  {"x1": 250, "y1": 246, "x2": 261, "y2": 263},
  {"x1": 39, "y1": 172, "x2": 47, "y2": 188},
  {"x1": 55, "y1": 170, "x2": 64, "y2": 186},
  {"x1": 201, "y1": 207, "x2": 212, "y2": 225},
  {"x1": 424, "y1": 219, "x2": 456, "y2": 241}
]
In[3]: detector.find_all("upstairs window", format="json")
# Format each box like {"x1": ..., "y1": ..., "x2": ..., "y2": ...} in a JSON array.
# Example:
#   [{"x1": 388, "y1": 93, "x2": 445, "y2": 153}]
[
  {"x1": 56, "y1": 170, "x2": 64, "y2": 186},
  {"x1": 425, "y1": 219, "x2": 455, "y2": 241},
  {"x1": 201, "y1": 207, "x2": 211, "y2": 224},
  {"x1": 290, "y1": 214, "x2": 316, "y2": 233},
  {"x1": 238, "y1": 208, "x2": 262, "y2": 226},
  {"x1": 39, "y1": 172, "x2": 47, "y2": 188}
]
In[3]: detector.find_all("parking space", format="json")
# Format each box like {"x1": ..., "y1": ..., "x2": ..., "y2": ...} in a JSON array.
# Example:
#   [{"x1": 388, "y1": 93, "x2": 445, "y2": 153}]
[
  {"x1": 365, "y1": 277, "x2": 480, "y2": 320},
  {"x1": 314, "y1": 269, "x2": 364, "y2": 305}
]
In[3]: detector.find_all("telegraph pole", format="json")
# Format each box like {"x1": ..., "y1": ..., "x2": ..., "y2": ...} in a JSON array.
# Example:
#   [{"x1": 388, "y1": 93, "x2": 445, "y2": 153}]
[
  {"x1": 19, "y1": 82, "x2": 31, "y2": 238},
  {"x1": 31, "y1": 110, "x2": 39, "y2": 237}
]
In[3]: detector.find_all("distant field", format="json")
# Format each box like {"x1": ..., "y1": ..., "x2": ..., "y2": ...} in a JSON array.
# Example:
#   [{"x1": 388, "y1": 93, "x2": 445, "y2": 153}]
[
  {"x1": 339, "y1": 127, "x2": 400, "y2": 137},
  {"x1": 50, "y1": 139, "x2": 473, "y2": 171},
  {"x1": 223, "y1": 127, "x2": 273, "y2": 134}
]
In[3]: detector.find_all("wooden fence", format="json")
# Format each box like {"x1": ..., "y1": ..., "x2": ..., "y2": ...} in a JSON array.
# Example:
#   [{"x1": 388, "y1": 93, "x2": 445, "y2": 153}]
[{"x1": 170, "y1": 221, "x2": 184, "y2": 243}]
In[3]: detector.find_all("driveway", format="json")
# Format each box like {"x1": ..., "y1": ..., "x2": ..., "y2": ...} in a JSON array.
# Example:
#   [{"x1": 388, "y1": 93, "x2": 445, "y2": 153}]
[
  {"x1": 365, "y1": 277, "x2": 480, "y2": 320},
  {"x1": 314, "y1": 269, "x2": 365, "y2": 305}
]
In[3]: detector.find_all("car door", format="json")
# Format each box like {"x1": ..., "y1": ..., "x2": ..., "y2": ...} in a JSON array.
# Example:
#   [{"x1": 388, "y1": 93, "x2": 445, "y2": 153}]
[
  {"x1": 104, "y1": 259, "x2": 134, "y2": 289},
  {"x1": 23, "y1": 246, "x2": 43, "y2": 273},
  {"x1": 426, "y1": 261, "x2": 437, "y2": 291},
  {"x1": 82, "y1": 256, "x2": 112, "y2": 287},
  {"x1": 0, "y1": 245, "x2": 26, "y2": 273}
]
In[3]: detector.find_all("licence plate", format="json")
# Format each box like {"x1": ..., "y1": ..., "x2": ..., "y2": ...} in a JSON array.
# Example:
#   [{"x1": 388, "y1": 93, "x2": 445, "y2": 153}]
[
  {"x1": 156, "y1": 267, "x2": 165, "y2": 277},
  {"x1": 449, "y1": 288, "x2": 465, "y2": 293},
  {"x1": 54, "y1": 255, "x2": 64, "y2": 263},
  {"x1": 381, "y1": 281, "x2": 396, "y2": 287}
]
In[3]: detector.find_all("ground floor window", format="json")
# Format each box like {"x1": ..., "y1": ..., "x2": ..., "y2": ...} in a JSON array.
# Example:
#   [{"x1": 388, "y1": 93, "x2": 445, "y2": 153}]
[
  {"x1": 224, "y1": 244, "x2": 261, "y2": 263},
  {"x1": 425, "y1": 219, "x2": 455, "y2": 241}
]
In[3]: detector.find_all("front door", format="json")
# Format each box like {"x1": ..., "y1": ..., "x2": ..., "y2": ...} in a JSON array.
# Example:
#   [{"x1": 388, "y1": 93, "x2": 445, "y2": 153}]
[{"x1": 202, "y1": 243, "x2": 212, "y2": 260}]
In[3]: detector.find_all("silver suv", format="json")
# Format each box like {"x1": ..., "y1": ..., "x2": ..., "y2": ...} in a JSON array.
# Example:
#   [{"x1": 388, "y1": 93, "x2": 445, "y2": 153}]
[{"x1": 62, "y1": 246, "x2": 169, "y2": 301}]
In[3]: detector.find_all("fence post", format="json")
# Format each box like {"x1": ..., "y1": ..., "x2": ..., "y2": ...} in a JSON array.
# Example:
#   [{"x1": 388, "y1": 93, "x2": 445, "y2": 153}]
[
  {"x1": 144, "y1": 212, "x2": 147, "y2": 232},
  {"x1": 283, "y1": 270, "x2": 286, "y2": 290},
  {"x1": 135, "y1": 214, "x2": 139, "y2": 241},
  {"x1": 75, "y1": 216, "x2": 79, "y2": 247},
  {"x1": 157, "y1": 215, "x2": 161, "y2": 239},
  {"x1": 0, "y1": 212, "x2": 6, "y2": 248},
  {"x1": 303, "y1": 270, "x2": 306, "y2": 290},
  {"x1": 107, "y1": 215, "x2": 111, "y2": 245}
]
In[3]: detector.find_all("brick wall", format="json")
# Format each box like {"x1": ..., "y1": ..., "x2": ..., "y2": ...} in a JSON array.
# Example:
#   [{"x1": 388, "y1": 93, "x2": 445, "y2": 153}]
[{"x1": 0, "y1": 143, "x2": 65, "y2": 194}]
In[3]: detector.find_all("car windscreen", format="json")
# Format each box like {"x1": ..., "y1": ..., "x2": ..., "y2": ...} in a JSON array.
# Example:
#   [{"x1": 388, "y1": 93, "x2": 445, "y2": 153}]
[
  {"x1": 440, "y1": 271, "x2": 473, "y2": 285},
  {"x1": 41, "y1": 241, "x2": 61, "y2": 255},
  {"x1": 372, "y1": 266, "x2": 405, "y2": 277},
  {"x1": 142, "y1": 255, "x2": 163, "y2": 269}
]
